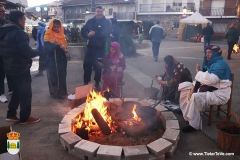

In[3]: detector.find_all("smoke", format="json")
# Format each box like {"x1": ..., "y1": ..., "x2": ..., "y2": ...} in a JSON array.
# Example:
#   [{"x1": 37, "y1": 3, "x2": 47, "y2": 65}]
[{"x1": 50, "y1": 100, "x2": 72, "y2": 116}]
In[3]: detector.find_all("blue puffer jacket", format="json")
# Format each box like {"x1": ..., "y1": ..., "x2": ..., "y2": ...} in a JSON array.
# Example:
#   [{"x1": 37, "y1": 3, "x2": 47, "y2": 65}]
[{"x1": 81, "y1": 16, "x2": 110, "y2": 49}]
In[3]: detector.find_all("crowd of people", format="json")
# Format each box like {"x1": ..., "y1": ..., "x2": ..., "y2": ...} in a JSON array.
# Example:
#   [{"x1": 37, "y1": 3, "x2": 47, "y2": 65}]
[
  {"x1": 0, "y1": 4, "x2": 234, "y2": 136},
  {"x1": 0, "y1": 5, "x2": 126, "y2": 125}
]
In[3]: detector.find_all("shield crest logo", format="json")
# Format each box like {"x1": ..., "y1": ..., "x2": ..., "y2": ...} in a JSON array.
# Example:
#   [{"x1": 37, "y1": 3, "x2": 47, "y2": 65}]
[
  {"x1": 7, "y1": 140, "x2": 20, "y2": 155},
  {"x1": 7, "y1": 131, "x2": 20, "y2": 155}
]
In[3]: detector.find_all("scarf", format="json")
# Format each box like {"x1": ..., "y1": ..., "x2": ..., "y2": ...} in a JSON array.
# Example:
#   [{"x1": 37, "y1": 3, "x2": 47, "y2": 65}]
[
  {"x1": 36, "y1": 22, "x2": 46, "y2": 50},
  {"x1": 44, "y1": 18, "x2": 67, "y2": 47},
  {"x1": 109, "y1": 42, "x2": 121, "y2": 64},
  {"x1": 202, "y1": 45, "x2": 231, "y2": 80}
]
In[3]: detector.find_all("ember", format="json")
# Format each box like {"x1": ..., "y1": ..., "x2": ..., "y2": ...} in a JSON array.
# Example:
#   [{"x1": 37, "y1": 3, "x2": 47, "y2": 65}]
[{"x1": 72, "y1": 90, "x2": 166, "y2": 146}]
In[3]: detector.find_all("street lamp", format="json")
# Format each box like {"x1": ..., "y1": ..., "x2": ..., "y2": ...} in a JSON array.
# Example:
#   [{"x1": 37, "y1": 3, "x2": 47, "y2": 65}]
[
  {"x1": 183, "y1": 6, "x2": 187, "y2": 14},
  {"x1": 35, "y1": 6, "x2": 48, "y2": 21}
]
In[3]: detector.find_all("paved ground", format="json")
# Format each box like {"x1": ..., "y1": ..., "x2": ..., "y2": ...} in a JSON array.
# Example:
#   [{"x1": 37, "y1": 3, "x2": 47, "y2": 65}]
[{"x1": 0, "y1": 39, "x2": 240, "y2": 160}]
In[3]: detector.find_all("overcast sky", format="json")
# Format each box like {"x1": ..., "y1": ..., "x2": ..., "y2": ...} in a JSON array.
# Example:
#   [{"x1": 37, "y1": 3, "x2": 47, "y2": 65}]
[{"x1": 28, "y1": 0, "x2": 55, "y2": 7}]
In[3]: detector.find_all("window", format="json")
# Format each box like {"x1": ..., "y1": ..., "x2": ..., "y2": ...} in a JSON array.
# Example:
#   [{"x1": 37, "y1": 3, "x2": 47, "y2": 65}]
[
  {"x1": 173, "y1": 0, "x2": 182, "y2": 6},
  {"x1": 212, "y1": 23, "x2": 227, "y2": 33},
  {"x1": 211, "y1": 0, "x2": 225, "y2": 8},
  {"x1": 173, "y1": 21, "x2": 179, "y2": 28},
  {"x1": 109, "y1": 8, "x2": 113, "y2": 15}
]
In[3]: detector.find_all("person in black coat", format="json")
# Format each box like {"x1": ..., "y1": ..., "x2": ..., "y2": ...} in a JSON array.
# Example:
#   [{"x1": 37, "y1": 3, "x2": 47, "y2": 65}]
[
  {"x1": 81, "y1": 6, "x2": 110, "y2": 90},
  {"x1": 202, "y1": 23, "x2": 214, "y2": 53},
  {"x1": 32, "y1": 26, "x2": 38, "y2": 41},
  {"x1": 0, "y1": 4, "x2": 13, "y2": 103},
  {"x1": 0, "y1": 11, "x2": 40, "y2": 124},
  {"x1": 225, "y1": 23, "x2": 239, "y2": 60}
]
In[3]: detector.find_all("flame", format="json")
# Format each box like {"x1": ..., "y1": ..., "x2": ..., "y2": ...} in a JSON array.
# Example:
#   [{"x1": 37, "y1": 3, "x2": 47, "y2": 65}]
[
  {"x1": 132, "y1": 105, "x2": 138, "y2": 120},
  {"x1": 131, "y1": 104, "x2": 141, "y2": 123},
  {"x1": 74, "y1": 90, "x2": 111, "y2": 132},
  {"x1": 233, "y1": 44, "x2": 239, "y2": 53}
]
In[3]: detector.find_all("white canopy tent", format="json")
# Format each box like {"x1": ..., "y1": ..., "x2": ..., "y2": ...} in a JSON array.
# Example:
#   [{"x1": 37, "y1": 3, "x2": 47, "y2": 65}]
[
  {"x1": 25, "y1": 18, "x2": 38, "y2": 26},
  {"x1": 180, "y1": 11, "x2": 212, "y2": 24},
  {"x1": 178, "y1": 12, "x2": 212, "y2": 41}
]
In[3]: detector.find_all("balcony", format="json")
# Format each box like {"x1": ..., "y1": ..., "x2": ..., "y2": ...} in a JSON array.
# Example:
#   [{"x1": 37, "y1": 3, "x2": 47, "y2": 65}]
[
  {"x1": 115, "y1": 12, "x2": 135, "y2": 20},
  {"x1": 199, "y1": 7, "x2": 237, "y2": 17},
  {"x1": 139, "y1": 3, "x2": 195, "y2": 13},
  {"x1": 48, "y1": 11, "x2": 57, "y2": 15},
  {"x1": 65, "y1": 13, "x2": 85, "y2": 20},
  {"x1": 103, "y1": 11, "x2": 135, "y2": 20}
]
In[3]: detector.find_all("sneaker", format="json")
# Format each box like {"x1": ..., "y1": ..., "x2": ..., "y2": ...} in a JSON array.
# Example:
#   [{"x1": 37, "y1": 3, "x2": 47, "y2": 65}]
[
  {"x1": 0, "y1": 94, "x2": 8, "y2": 103},
  {"x1": 8, "y1": 91, "x2": 13, "y2": 95},
  {"x1": 21, "y1": 116, "x2": 41, "y2": 125},
  {"x1": 154, "y1": 56, "x2": 158, "y2": 62},
  {"x1": 6, "y1": 116, "x2": 19, "y2": 122}
]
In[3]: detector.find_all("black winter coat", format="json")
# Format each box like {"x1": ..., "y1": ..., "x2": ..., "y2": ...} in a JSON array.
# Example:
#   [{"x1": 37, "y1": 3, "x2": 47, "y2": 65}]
[
  {"x1": 81, "y1": 16, "x2": 110, "y2": 49},
  {"x1": 202, "y1": 25, "x2": 214, "y2": 40},
  {"x1": 225, "y1": 27, "x2": 239, "y2": 43},
  {"x1": 0, "y1": 24, "x2": 39, "y2": 75}
]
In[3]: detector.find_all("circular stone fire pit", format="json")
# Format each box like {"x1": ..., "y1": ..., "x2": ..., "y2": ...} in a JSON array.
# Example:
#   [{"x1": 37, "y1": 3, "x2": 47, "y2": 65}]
[{"x1": 59, "y1": 98, "x2": 180, "y2": 160}]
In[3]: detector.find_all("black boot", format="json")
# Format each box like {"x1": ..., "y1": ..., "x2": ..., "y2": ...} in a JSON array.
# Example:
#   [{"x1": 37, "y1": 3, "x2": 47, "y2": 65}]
[
  {"x1": 182, "y1": 125, "x2": 197, "y2": 133},
  {"x1": 95, "y1": 81, "x2": 101, "y2": 91}
]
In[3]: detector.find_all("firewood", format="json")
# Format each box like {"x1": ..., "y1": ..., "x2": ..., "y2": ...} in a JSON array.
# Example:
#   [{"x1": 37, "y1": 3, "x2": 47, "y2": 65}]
[
  {"x1": 76, "y1": 126, "x2": 89, "y2": 140},
  {"x1": 91, "y1": 108, "x2": 111, "y2": 135}
]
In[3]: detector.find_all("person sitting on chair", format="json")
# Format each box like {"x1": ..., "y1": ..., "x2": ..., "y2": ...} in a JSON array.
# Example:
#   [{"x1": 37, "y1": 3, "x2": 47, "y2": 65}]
[
  {"x1": 191, "y1": 34, "x2": 201, "y2": 42},
  {"x1": 178, "y1": 45, "x2": 232, "y2": 133},
  {"x1": 101, "y1": 42, "x2": 126, "y2": 97},
  {"x1": 156, "y1": 55, "x2": 192, "y2": 103}
]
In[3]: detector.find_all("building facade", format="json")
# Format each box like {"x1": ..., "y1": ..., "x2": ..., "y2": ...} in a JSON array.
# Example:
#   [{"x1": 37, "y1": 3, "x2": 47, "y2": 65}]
[
  {"x1": 199, "y1": 0, "x2": 240, "y2": 39},
  {"x1": 61, "y1": 0, "x2": 136, "y2": 24},
  {"x1": 136, "y1": 0, "x2": 200, "y2": 38},
  {"x1": 0, "y1": 0, "x2": 27, "y2": 16},
  {"x1": 48, "y1": 1, "x2": 63, "y2": 22}
]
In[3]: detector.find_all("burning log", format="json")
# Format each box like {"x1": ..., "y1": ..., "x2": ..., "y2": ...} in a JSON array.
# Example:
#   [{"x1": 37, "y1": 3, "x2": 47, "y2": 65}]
[
  {"x1": 91, "y1": 108, "x2": 111, "y2": 135},
  {"x1": 76, "y1": 125, "x2": 89, "y2": 140}
]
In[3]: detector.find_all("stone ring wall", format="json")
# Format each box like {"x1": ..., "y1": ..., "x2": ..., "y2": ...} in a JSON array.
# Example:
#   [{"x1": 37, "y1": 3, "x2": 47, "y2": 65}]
[{"x1": 59, "y1": 98, "x2": 180, "y2": 160}]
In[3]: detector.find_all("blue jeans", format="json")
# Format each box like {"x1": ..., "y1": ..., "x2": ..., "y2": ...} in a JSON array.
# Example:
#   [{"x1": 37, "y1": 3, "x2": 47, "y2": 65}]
[
  {"x1": 204, "y1": 39, "x2": 211, "y2": 53},
  {"x1": 152, "y1": 42, "x2": 161, "y2": 57}
]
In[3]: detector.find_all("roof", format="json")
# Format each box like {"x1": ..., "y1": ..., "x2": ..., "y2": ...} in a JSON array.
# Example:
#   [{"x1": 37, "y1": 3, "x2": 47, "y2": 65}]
[
  {"x1": 62, "y1": 0, "x2": 135, "y2": 7},
  {"x1": 180, "y1": 11, "x2": 212, "y2": 24},
  {"x1": 8, "y1": 0, "x2": 28, "y2": 7},
  {"x1": 25, "y1": 4, "x2": 49, "y2": 13}
]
